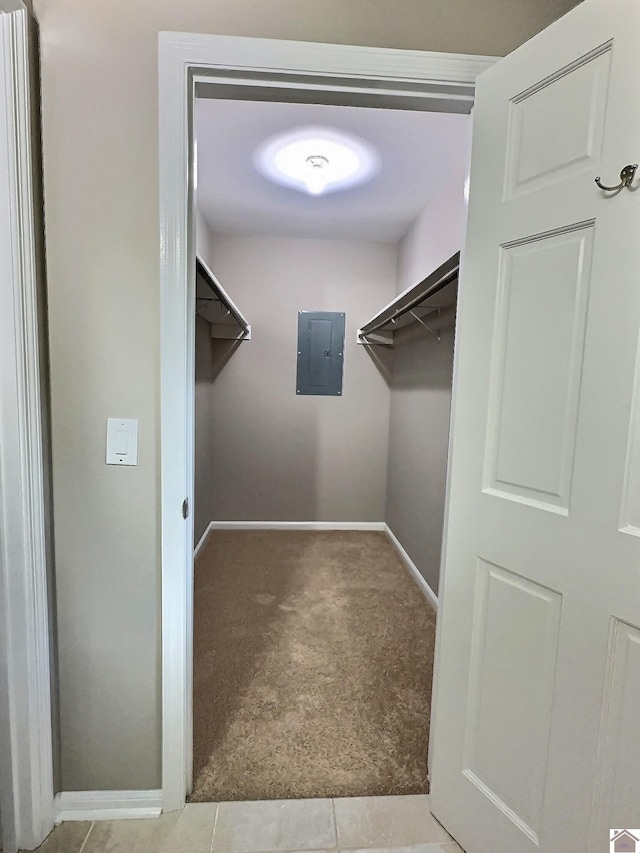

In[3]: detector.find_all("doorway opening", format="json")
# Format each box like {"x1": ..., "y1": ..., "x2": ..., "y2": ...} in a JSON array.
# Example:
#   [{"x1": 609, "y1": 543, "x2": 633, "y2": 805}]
[
  {"x1": 159, "y1": 32, "x2": 495, "y2": 813},
  {"x1": 190, "y1": 95, "x2": 469, "y2": 802}
]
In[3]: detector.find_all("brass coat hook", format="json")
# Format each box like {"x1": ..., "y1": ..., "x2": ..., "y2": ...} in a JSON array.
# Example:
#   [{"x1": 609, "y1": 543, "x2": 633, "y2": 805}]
[{"x1": 595, "y1": 163, "x2": 638, "y2": 192}]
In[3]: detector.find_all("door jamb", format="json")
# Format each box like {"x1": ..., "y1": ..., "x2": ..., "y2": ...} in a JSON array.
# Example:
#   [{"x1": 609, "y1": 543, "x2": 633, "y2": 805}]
[
  {"x1": 0, "y1": 3, "x2": 55, "y2": 851},
  {"x1": 158, "y1": 31, "x2": 497, "y2": 813}
]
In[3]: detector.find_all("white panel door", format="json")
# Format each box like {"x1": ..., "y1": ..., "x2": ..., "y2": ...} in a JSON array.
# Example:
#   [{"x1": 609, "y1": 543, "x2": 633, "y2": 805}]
[{"x1": 430, "y1": 1, "x2": 640, "y2": 851}]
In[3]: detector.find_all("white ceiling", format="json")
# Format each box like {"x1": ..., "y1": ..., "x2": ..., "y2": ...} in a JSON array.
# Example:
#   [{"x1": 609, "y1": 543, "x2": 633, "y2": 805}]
[{"x1": 195, "y1": 98, "x2": 469, "y2": 243}]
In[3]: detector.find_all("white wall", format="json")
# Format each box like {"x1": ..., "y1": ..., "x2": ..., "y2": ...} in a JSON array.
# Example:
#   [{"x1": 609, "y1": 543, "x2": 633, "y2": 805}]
[
  {"x1": 196, "y1": 233, "x2": 396, "y2": 524},
  {"x1": 385, "y1": 159, "x2": 468, "y2": 595},
  {"x1": 32, "y1": 0, "x2": 582, "y2": 791}
]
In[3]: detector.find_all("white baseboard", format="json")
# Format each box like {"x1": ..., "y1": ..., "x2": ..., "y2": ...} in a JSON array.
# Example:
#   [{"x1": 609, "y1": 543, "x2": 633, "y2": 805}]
[
  {"x1": 205, "y1": 521, "x2": 386, "y2": 531},
  {"x1": 194, "y1": 520, "x2": 437, "y2": 611},
  {"x1": 194, "y1": 521, "x2": 215, "y2": 558},
  {"x1": 54, "y1": 790, "x2": 162, "y2": 823},
  {"x1": 194, "y1": 520, "x2": 385, "y2": 559},
  {"x1": 384, "y1": 524, "x2": 438, "y2": 611}
]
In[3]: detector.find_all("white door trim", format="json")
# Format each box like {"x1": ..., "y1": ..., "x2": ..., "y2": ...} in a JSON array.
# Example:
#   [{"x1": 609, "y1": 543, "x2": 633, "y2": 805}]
[
  {"x1": 158, "y1": 31, "x2": 497, "y2": 813},
  {"x1": 0, "y1": 3, "x2": 55, "y2": 851}
]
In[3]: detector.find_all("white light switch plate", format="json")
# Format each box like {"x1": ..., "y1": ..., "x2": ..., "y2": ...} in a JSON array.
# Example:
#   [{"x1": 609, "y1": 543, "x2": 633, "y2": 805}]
[{"x1": 106, "y1": 418, "x2": 138, "y2": 466}]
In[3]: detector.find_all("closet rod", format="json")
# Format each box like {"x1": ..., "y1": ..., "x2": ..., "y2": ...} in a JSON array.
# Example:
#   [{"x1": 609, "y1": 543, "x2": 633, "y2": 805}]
[{"x1": 359, "y1": 261, "x2": 459, "y2": 339}]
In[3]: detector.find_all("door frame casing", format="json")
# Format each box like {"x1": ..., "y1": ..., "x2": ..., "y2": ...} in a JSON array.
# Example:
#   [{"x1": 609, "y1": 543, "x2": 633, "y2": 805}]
[
  {"x1": 0, "y1": 2, "x2": 55, "y2": 851},
  {"x1": 158, "y1": 31, "x2": 497, "y2": 813}
]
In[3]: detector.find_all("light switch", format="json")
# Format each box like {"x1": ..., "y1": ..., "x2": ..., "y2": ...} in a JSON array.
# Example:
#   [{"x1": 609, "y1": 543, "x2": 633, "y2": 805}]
[
  {"x1": 106, "y1": 418, "x2": 138, "y2": 466},
  {"x1": 115, "y1": 428, "x2": 129, "y2": 455}
]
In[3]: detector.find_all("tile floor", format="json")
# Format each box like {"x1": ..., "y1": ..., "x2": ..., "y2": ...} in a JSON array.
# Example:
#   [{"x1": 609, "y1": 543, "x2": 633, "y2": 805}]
[{"x1": 27, "y1": 795, "x2": 464, "y2": 853}]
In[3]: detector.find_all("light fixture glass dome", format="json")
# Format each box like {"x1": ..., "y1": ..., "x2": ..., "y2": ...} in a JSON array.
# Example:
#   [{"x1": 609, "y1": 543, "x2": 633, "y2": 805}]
[{"x1": 254, "y1": 126, "x2": 379, "y2": 196}]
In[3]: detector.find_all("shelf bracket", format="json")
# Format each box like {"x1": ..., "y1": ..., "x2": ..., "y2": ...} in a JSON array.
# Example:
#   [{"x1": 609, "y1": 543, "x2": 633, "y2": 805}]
[{"x1": 410, "y1": 309, "x2": 441, "y2": 342}]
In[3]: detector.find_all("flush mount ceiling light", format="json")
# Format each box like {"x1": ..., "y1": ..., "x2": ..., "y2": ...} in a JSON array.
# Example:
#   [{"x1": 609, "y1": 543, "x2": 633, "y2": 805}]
[{"x1": 254, "y1": 126, "x2": 380, "y2": 196}]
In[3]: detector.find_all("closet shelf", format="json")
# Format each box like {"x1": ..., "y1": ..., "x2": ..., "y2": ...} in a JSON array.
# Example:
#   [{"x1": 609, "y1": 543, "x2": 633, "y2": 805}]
[
  {"x1": 196, "y1": 255, "x2": 251, "y2": 341},
  {"x1": 357, "y1": 251, "x2": 459, "y2": 345}
]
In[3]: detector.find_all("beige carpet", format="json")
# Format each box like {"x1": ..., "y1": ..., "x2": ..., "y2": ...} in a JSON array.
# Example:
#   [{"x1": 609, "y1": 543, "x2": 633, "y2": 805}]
[{"x1": 191, "y1": 530, "x2": 436, "y2": 802}]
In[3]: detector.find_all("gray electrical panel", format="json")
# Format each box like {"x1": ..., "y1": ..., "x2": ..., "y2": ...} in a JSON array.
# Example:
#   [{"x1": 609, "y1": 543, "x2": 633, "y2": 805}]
[{"x1": 296, "y1": 311, "x2": 346, "y2": 396}]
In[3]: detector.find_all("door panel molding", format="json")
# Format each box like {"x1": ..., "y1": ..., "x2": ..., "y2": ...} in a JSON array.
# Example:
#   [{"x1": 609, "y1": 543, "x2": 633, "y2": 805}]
[
  {"x1": 483, "y1": 221, "x2": 594, "y2": 513},
  {"x1": 618, "y1": 336, "x2": 640, "y2": 536},
  {"x1": 589, "y1": 618, "x2": 640, "y2": 852},
  {"x1": 504, "y1": 43, "x2": 612, "y2": 199},
  {"x1": 462, "y1": 560, "x2": 562, "y2": 843}
]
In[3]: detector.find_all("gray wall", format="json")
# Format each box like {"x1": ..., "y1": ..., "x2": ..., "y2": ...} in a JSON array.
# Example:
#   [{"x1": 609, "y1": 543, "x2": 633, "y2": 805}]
[
  {"x1": 32, "y1": 0, "x2": 582, "y2": 790},
  {"x1": 386, "y1": 326, "x2": 455, "y2": 596},
  {"x1": 385, "y1": 161, "x2": 467, "y2": 596},
  {"x1": 196, "y1": 233, "x2": 396, "y2": 524},
  {"x1": 194, "y1": 316, "x2": 216, "y2": 544}
]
